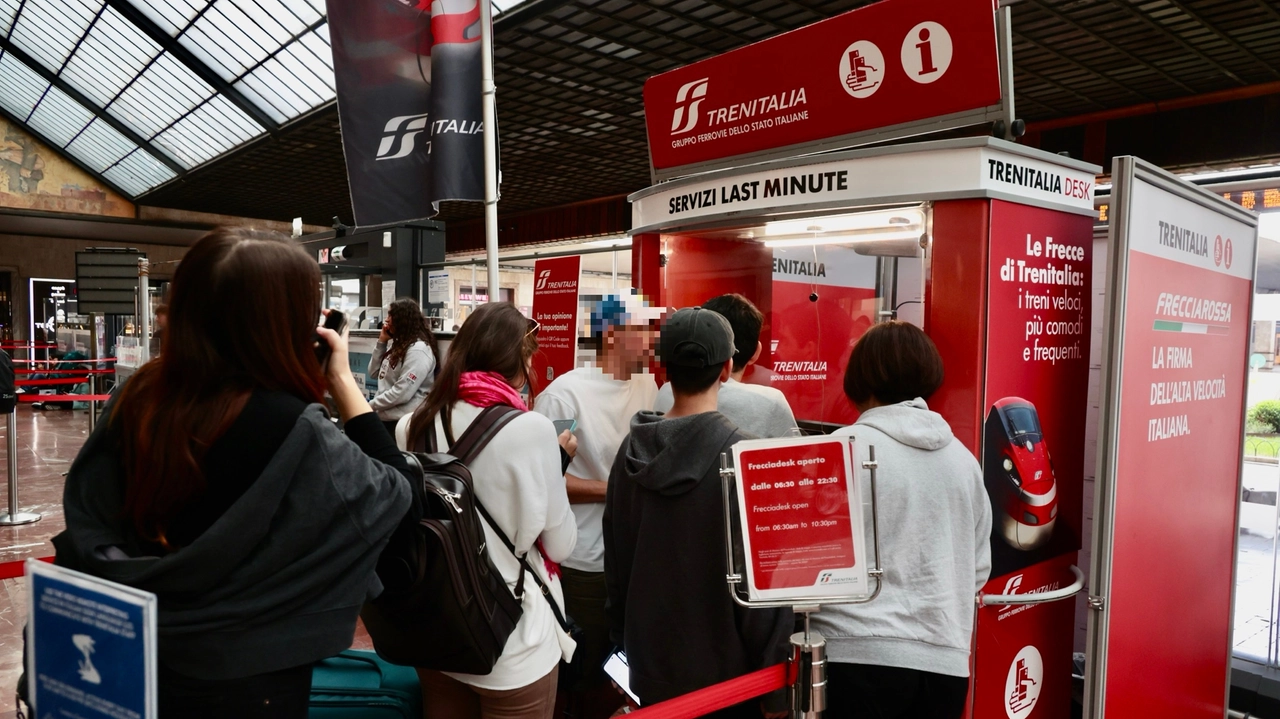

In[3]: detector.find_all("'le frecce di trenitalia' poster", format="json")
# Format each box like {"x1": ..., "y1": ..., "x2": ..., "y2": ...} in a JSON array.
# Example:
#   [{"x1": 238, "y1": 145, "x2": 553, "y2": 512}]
[{"x1": 973, "y1": 200, "x2": 1093, "y2": 719}]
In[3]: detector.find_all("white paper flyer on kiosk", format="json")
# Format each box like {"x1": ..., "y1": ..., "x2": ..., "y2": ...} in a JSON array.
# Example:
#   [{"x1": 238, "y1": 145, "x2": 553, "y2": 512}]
[{"x1": 730, "y1": 435, "x2": 870, "y2": 603}]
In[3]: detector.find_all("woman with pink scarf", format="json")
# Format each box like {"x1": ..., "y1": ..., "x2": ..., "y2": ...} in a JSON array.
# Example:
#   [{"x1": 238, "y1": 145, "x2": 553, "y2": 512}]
[{"x1": 400, "y1": 302, "x2": 577, "y2": 719}]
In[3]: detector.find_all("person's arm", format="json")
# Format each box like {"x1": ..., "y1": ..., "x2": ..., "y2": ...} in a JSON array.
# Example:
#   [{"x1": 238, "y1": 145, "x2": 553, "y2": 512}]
[
  {"x1": 566, "y1": 473, "x2": 608, "y2": 503},
  {"x1": 539, "y1": 443, "x2": 577, "y2": 563},
  {"x1": 603, "y1": 445, "x2": 632, "y2": 648},
  {"x1": 369, "y1": 344, "x2": 431, "y2": 412},
  {"x1": 367, "y1": 340, "x2": 387, "y2": 378},
  {"x1": 973, "y1": 464, "x2": 994, "y2": 593}
]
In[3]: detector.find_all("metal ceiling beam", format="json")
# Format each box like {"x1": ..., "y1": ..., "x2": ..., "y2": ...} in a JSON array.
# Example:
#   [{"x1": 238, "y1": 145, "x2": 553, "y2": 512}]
[
  {"x1": 494, "y1": 0, "x2": 576, "y2": 32},
  {"x1": 1109, "y1": 0, "x2": 1246, "y2": 85},
  {"x1": 103, "y1": 0, "x2": 281, "y2": 132},
  {"x1": 0, "y1": 103, "x2": 136, "y2": 200},
  {"x1": 1157, "y1": 0, "x2": 1280, "y2": 79},
  {"x1": 1015, "y1": 63, "x2": 1109, "y2": 111},
  {"x1": 1023, "y1": 0, "x2": 1197, "y2": 96},
  {"x1": 1013, "y1": 31, "x2": 1155, "y2": 105},
  {"x1": 0, "y1": 39, "x2": 186, "y2": 176}
]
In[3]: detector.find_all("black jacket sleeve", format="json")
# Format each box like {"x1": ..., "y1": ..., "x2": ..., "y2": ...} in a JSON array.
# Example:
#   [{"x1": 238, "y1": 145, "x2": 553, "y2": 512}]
[
  {"x1": 345, "y1": 412, "x2": 423, "y2": 538},
  {"x1": 603, "y1": 442, "x2": 633, "y2": 649}
]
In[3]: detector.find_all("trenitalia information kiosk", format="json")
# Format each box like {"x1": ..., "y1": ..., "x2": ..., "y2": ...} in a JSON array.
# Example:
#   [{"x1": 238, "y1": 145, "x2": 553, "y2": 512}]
[{"x1": 626, "y1": 0, "x2": 1257, "y2": 717}]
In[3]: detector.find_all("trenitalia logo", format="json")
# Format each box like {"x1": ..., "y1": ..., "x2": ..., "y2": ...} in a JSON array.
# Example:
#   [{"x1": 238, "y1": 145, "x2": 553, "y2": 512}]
[
  {"x1": 376, "y1": 113, "x2": 430, "y2": 161},
  {"x1": 535, "y1": 270, "x2": 551, "y2": 290},
  {"x1": 670, "y1": 78, "x2": 709, "y2": 135},
  {"x1": 1002, "y1": 575, "x2": 1023, "y2": 596}
]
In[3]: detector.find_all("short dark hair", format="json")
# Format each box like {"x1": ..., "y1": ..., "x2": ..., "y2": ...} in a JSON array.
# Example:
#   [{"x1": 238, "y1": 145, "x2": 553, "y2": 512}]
[
  {"x1": 843, "y1": 321, "x2": 944, "y2": 406},
  {"x1": 701, "y1": 294, "x2": 762, "y2": 372},
  {"x1": 665, "y1": 363, "x2": 724, "y2": 396}
]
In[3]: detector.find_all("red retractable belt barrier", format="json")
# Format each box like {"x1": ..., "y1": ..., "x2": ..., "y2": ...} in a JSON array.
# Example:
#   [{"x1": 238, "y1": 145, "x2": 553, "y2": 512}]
[
  {"x1": 16, "y1": 378, "x2": 91, "y2": 387},
  {"x1": 18, "y1": 394, "x2": 111, "y2": 403},
  {"x1": 0, "y1": 557, "x2": 53, "y2": 580},
  {"x1": 12, "y1": 358, "x2": 117, "y2": 364},
  {"x1": 623, "y1": 664, "x2": 788, "y2": 719},
  {"x1": 0, "y1": 342, "x2": 56, "y2": 348},
  {"x1": 12, "y1": 368, "x2": 114, "y2": 375}
]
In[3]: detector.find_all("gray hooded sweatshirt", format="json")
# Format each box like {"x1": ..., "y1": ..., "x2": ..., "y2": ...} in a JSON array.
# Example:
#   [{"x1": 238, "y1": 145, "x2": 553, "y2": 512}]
[
  {"x1": 810, "y1": 398, "x2": 991, "y2": 678},
  {"x1": 54, "y1": 403, "x2": 412, "y2": 680}
]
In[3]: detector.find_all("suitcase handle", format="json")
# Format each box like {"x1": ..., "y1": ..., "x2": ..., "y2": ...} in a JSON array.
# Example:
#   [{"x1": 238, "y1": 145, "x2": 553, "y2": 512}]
[{"x1": 314, "y1": 650, "x2": 386, "y2": 686}]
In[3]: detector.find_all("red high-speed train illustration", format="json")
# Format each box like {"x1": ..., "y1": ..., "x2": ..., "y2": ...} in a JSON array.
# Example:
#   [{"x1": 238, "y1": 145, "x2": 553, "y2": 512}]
[{"x1": 987, "y1": 397, "x2": 1058, "y2": 551}]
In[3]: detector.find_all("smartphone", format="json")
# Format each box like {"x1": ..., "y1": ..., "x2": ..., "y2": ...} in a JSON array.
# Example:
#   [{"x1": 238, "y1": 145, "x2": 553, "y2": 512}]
[
  {"x1": 602, "y1": 650, "x2": 640, "y2": 706},
  {"x1": 552, "y1": 418, "x2": 577, "y2": 435},
  {"x1": 315, "y1": 310, "x2": 347, "y2": 366}
]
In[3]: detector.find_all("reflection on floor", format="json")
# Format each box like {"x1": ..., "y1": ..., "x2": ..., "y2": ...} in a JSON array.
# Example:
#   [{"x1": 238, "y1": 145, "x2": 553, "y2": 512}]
[{"x1": 0, "y1": 406, "x2": 373, "y2": 718}]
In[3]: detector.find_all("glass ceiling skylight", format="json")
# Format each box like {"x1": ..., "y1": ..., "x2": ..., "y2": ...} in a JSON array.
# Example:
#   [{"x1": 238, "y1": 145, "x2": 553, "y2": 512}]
[
  {"x1": 0, "y1": 0, "x2": 525, "y2": 200},
  {"x1": 0, "y1": 0, "x2": 338, "y2": 198}
]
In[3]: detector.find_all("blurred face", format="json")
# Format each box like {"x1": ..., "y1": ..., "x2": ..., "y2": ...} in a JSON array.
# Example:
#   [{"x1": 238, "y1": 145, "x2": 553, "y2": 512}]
[{"x1": 603, "y1": 324, "x2": 655, "y2": 376}]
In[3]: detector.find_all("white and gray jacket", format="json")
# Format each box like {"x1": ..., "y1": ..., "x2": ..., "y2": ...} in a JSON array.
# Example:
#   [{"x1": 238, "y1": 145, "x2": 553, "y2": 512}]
[
  {"x1": 811, "y1": 398, "x2": 992, "y2": 678},
  {"x1": 368, "y1": 339, "x2": 435, "y2": 422}
]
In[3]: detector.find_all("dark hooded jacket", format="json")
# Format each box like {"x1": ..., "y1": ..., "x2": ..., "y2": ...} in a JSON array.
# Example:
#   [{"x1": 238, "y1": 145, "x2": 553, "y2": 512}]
[
  {"x1": 604, "y1": 410, "x2": 793, "y2": 709},
  {"x1": 53, "y1": 395, "x2": 413, "y2": 680}
]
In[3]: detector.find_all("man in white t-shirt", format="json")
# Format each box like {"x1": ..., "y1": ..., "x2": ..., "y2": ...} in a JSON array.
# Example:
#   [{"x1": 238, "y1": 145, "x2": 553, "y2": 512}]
[
  {"x1": 532, "y1": 292, "x2": 661, "y2": 717},
  {"x1": 655, "y1": 293, "x2": 798, "y2": 438}
]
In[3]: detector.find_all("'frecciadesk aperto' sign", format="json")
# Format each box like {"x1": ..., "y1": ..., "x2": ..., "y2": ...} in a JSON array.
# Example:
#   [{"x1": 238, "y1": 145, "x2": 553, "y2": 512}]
[{"x1": 643, "y1": 0, "x2": 1001, "y2": 173}]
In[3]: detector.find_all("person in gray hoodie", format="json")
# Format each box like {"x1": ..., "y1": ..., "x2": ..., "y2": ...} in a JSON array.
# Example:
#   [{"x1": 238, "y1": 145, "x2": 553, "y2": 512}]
[
  {"x1": 604, "y1": 307, "x2": 792, "y2": 718},
  {"x1": 810, "y1": 320, "x2": 991, "y2": 719},
  {"x1": 52, "y1": 229, "x2": 416, "y2": 719}
]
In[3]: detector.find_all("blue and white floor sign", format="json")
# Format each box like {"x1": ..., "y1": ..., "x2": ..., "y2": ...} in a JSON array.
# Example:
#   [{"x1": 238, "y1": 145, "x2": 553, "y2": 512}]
[{"x1": 26, "y1": 559, "x2": 157, "y2": 719}]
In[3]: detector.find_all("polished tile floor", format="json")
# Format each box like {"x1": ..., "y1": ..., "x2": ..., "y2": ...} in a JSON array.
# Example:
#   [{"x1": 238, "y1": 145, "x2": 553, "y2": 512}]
[{"x1": 0, "y1": 406, "x2": 373, "y2": 718}]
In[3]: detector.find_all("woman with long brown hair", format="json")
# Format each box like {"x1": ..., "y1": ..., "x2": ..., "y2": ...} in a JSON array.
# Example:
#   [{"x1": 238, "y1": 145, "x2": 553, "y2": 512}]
[
  {"x1": 55, "y1": 228, "x2": 416, "y2": 718},
  {"x1": 369, "y1": 297, "x2": 439, "y2": 436},
  {"x1": 402, "y1": 302, "x2": 576, "y2": 719}
]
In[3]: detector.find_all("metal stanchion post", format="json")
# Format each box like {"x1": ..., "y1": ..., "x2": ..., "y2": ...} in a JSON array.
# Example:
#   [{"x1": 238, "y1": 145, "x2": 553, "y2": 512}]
[
  {"x1": 789, "y1": 608, "x2": 827, "y2": 719},
  {"x1": 88, "y1": 374, "x2": 96, "y2": 433},
  {"x1": 0, "y1": 410, "x2": 40, "y2": 525}
]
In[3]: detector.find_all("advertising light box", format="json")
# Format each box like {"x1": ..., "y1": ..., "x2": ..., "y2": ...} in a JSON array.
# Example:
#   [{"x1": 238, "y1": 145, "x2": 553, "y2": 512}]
[
  {"x1": 644, "y1": 0, "x2": 1001, "y2": 175},
  {"x1": 731, "y1": 435, "x2": 869, "y2": 602}
]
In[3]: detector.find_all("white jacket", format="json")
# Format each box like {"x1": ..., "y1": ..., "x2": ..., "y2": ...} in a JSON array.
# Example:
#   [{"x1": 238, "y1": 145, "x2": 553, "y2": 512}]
[
  {"x1": 811, "y1": 398, "x2": 992, "y2": 678},
  {"x1": 396, "y1": 404, "x2": 577, "y2": 690},
  {"x1": 368, "y1": 340, "x2": 435, "y2": 421}
]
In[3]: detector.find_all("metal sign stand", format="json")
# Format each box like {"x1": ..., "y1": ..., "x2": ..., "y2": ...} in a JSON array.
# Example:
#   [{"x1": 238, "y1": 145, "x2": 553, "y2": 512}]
[
  {"x1": 720, "y1": 443, "x2": 885, "y2": 719},
  {"x1": 0, "y1": 410, "x2": 40, "y2": 526}
]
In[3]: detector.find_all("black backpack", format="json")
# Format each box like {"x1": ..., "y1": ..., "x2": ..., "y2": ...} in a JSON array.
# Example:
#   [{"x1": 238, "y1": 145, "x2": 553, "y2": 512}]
[{"x1": 361, "y1": 405, "x2": 527, "y2": 674}]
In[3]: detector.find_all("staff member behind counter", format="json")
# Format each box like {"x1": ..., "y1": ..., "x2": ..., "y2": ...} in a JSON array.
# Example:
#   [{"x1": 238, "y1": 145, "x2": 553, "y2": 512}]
[
  {"x1": 813, "y1": 321, "x2": 991, "y2": 719},
  {"x1": 369, "y1": 298, "x2": 439, "y2": 437}
]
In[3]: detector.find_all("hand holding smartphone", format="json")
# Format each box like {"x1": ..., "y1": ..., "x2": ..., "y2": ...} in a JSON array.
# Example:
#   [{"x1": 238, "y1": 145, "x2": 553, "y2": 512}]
[
  {"x1": 315, "y1": 309, "x2": 347, "y2": 367},
  {"x1": 552, "y1": 418, "x2": 578, "y2": 435}
]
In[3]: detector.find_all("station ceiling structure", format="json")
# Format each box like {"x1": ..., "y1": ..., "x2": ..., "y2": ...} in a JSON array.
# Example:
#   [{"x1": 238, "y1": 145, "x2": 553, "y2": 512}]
[{"x1": 2, "y1": 0, "x2": 1278, "y2": 226}]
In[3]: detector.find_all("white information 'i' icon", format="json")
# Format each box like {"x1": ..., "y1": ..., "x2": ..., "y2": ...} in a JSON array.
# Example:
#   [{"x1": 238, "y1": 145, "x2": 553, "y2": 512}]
[{"x1": 901, "y1": 21, "x2": 953, "y2": 84}]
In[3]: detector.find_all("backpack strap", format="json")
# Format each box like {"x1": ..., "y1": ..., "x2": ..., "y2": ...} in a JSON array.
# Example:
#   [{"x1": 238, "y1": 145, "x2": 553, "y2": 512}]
[
  {"x1": 451, "y1": 405, "x2": 523, "y2": 464},
  {"x1": 474, "y1": 501, "x2": 574, "y2": 634},
  {"x1": 414, "y1": 404, "x2": 521, "y2": 456}
]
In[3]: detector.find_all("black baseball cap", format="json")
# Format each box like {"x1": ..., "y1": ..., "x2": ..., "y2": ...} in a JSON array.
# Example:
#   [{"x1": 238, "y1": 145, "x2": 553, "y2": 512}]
[{"x1": 660, "y1": 307, "x2": 735, "y2": 368}]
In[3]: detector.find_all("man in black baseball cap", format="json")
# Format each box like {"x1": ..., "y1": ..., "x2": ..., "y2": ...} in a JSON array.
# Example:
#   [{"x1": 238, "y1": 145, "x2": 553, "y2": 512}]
[{"x1": 603, "y1": 307, "x2": 792, "y2": 717}]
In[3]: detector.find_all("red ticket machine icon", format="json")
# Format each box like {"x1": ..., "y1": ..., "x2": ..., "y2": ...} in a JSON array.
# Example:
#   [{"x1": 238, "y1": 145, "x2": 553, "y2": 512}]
[{"x1": 845, "y1": 49, "x2": 880, "y2": 92}]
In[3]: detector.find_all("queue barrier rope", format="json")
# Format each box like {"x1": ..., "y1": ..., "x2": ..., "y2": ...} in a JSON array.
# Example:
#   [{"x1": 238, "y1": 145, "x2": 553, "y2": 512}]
[
  {"x1": 18, "y1": 394, "x2": 111, "y2": 403},
  {"x1": 16, "y1": 378, "x2": 94, "y2": 387},
  {"x1": 0, "y1": 557, "x2": 52, "y2": 580},
  {"x1": 12, "y1": 368, "x2": 115, "y2": 375},
  {"x1": 623, "y1": 663, "x2": 788, "y2": 719},
  {"x1": 12, "y1": 358, "x2": 117, "y2": 364}
]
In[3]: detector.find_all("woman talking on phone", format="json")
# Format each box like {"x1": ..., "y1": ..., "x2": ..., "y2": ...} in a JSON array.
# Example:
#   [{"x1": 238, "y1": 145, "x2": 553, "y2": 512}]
[
  {"x1": 369, "y1": 298, "x2": 439, "y2": 437},
  {"x1": 54, "y1": 228, "x2": 417, "y2": 718}
]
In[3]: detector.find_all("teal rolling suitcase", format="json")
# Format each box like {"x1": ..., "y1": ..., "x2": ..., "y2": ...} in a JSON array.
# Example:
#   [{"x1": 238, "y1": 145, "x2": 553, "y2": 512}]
[{"x1": 309, "y1": 649, "x2": 422, "y2": 718}]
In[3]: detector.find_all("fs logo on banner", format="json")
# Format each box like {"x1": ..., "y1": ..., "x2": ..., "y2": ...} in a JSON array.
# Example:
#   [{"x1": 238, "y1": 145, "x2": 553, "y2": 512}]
[
  {"x1": 1002, "y1": 574, "x2": 1023, "y2": 596},
  {"x1": 670, "y1": 78, "x2": 709, "y2": 135},
  {"x1": 535, "y1": 269, "x2": 551, "y2": 290},
  {"x1": 377, "y1": 113, "x2": 431, "y2": 161}
]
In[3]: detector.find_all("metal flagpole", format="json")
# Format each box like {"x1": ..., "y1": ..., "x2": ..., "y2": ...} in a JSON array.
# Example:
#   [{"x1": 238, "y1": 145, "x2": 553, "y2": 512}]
[{"x1": 479, "y1": 0, "x2": 500, "y2": 304}]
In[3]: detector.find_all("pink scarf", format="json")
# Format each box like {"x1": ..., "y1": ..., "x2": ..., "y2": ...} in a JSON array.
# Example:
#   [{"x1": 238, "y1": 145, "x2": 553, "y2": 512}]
[
  {"x1": 456, "y1": 371, "x2": 559, "y2": 578},
  {"x1": 457, "y1": 371, "x2": 528, "y2": 411}
]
